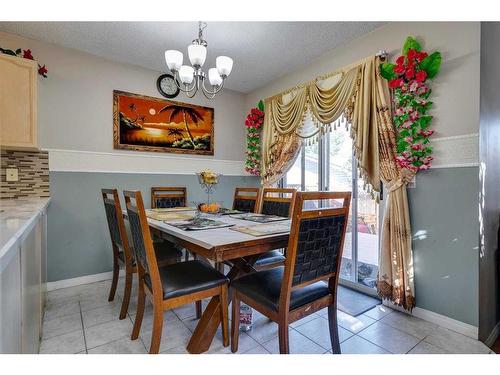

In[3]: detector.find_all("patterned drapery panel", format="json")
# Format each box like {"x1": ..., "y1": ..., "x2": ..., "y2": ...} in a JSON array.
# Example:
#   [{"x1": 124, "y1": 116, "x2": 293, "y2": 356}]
[{"x1": 261, "y1": 55, "x2": 415, "y2": 310}]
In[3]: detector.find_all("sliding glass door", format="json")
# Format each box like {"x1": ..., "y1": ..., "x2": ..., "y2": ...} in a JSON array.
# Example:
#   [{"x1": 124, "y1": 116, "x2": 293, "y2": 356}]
[{"x1": 282, "y1": 127, "x2": 380, "y2": 294}]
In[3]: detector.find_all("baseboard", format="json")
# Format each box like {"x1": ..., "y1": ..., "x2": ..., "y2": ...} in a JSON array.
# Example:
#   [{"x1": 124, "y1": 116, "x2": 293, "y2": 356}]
[
  {"x1": 383, "y1": 301, "x2": 479, "y2": 339},
  {"x1": 484, "y1": 321, "x2": 500, "y2": 347},
  {"x1": 46, "y1": 270, "x2": 125, "y2": 291}
]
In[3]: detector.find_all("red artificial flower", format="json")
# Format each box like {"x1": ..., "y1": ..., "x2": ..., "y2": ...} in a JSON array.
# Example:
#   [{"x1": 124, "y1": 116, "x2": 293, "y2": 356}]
[
  {"x1": 38, "y1": 64, "x2": 48, "y2": 78},
  {"x1": 407, "y1": 49, "x2": 418, "y2": 61},
  {"x1": 415, "y1": 70, "x2": 427, "y2": 82},
  {"x1": 417, "y1": 52, "x2": 428, "y2": 61},
  {"x1": 389, "y1": 78, "x2": 404, "y2": 88},
  {"x1": 394, "y1": 64, "x2": 405, "y2": 74},
  {"x1": 405, "y1": 67, "x2": 415, "y2": 80},
  {"x1": 23, "y1": 49, "x2": 34, "y2": 60},
  {"x1": 396, "y1": 55, "x2": 405, "y2": 65}
]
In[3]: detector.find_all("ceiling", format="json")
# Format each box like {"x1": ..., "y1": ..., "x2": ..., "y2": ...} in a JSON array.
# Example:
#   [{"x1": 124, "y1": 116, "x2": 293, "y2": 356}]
[{"x1": 0, "y1": 22, "x2": 385, "y2": 93}]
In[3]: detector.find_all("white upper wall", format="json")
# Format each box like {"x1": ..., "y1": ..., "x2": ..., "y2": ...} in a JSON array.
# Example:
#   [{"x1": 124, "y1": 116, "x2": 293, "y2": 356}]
[
  {"x1": 0, "y1": 31, "x2": 247, "y2": 162},
  {"x1": 245, "y1": 22, "x2": 480, "y2": 139}
]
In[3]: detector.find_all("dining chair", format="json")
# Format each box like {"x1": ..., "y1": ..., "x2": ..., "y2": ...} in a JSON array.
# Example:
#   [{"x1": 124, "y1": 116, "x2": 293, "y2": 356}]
[
  {"x1": 232, "y1": 187, "x2": 261, "y2": 213},
  {"x1": 231, "y1": 191, "x2": 351, "y2": 354},
  {"x1": 253, "y1": 187, "x2": 297, "y2": 271},
  {"x1": 101, "y1": 189, "x2": 183, "y2": 320},
  {"x1": 124, "y1": 190, "x2": 230, "y2": 354},
  {"x1": 151, "y1": 186, "x2": 187, "y2": 208}
]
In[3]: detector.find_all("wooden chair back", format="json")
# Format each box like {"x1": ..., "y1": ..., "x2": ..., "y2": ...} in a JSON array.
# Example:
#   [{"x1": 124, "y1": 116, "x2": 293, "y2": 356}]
[
  {"x1": 232, "y1": 187, "x2": 261, "y2": 213},
  {"x1": 260, "y1": 187, "x2": 297, "y2": 218},
  {"x1": 279, "y1": 191, "x2": 351, "y2": 312},
  {"x1": 151, "y1": 187, "x2": 187, "y2": 208},
  {"x1": 101, "y1": 188, "x2": 133, "y2": 265},
  {"x1": 124, "y1": 190, "x2": 162, "y2": 296}
]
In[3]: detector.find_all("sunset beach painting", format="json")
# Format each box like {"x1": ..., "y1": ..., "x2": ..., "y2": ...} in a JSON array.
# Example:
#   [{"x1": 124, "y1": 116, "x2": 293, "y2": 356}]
[{"x1": 113, "y1": 90, "x2": 214, "y2": 155}]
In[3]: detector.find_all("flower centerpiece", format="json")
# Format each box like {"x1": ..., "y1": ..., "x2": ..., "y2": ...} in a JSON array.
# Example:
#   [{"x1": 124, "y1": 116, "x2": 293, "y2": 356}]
[
  {"x1": 196, "y1": 169, "x2": 222, "y2": 213},
  {"x1": 380, "y1": 36, "x2": 441, "y2": 172},
  {"x1": 0, "y1": 47, "x2": 48, "y2": 77},
  {"x1": 244, "y1": 101, "x2": 264, "y2": 176}
]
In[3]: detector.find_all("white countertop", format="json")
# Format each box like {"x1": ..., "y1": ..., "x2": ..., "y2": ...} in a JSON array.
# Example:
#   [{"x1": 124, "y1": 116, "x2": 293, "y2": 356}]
[{"x1": 0, "y1": 198, "x2": 51, "y2": 262}]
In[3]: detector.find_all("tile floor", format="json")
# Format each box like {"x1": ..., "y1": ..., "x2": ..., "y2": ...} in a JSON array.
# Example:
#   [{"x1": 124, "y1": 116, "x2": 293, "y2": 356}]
[{"x1": 40, "y1": 278, "x2": 494, "y2": 354}]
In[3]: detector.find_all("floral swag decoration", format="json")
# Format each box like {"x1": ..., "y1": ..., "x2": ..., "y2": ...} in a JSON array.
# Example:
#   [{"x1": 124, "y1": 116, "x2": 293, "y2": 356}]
[
  {"x1": 245, "y1": 100, "x2": 264, "y2": 176},
  {"x1": 380, "y1": 36, "x2": 441, "y2": 172},
  {"x1": 0, "y1": 47, "x2": 48, "y2": 77}
]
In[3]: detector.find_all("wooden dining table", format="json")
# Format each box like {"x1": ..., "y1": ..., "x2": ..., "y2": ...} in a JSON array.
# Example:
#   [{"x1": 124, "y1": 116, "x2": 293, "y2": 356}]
[{"x1": 123, "y1": 209, "x2": 290, "y2": 354}]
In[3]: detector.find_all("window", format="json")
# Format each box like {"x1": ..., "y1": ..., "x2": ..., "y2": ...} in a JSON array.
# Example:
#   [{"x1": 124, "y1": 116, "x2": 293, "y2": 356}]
[{"x1": 282, "y1": 125, "x2": 380, "y2": 292}]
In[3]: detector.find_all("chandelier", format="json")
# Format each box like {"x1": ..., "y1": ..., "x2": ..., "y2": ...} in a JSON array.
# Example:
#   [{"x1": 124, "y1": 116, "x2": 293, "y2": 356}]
[{"x1": 165, "y1": 22, "x2": 233, "y2": 99}]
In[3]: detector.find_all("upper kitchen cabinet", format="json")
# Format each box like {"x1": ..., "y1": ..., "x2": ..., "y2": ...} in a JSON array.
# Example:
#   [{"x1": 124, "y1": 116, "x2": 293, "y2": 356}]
[{"x1": 0, "y1": 53, "x2": 38, "y2": 149}]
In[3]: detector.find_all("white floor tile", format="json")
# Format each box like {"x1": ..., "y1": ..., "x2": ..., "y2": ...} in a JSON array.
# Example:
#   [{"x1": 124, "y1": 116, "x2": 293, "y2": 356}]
[
  {"x1": 340, "y1": 335, "x2": 390, "y2": 354},
  {"x1": 209, "y1": 328, "x2": 259, "y2": 354},
  {"x1": 44, "y1": 297, "x2": 80, "y2": 321},
  {"x1": 39, "y1": 329, "x2": 86, "y2": 354},
  {"x1": 380, "y1": 311, "x2": 438, "y2": 340},
  {"x1": 82, "y1": 302, "x2": 122, "y2": 328},
  {"x1": 363, "y1": 305, "x2": 394, "y2": 320},
  {"x1": 358, "y1": 321, "x2": 420, "y2": 354},
  {"x1": 424, "y1": 327, "x2": 491, "y2": 354},
  {"x1": 336, "y1": 310, "x2": 376, "y2": 334},
  {"x1": 261, "y1": 330, "x2": 325, "y2": 354},
  {"x1": 42, "y1": 312, "x2": 83, "y2": 340},
  {"x1": 85, "y1": 318, "x2": 134, "y2": 349},
  {"x1": 242, "y1": 345, "x2": 271, "y2": 354},
  {"x1": 294, "y1": 317, "x2": 353, "y2": 350},
  {"x1": 408, "y1": 341, "x2": 450, "y2": 354},
  {"x1": 290, "y1": 312, "x2": 319, "y2": 328},
  {"x1": 88, "y1": 337, "x2": 147, "y2": 354},
  {"x1": 140, "y1": 320, "x2": 193, "y2": 353},
  {"x1": 245, "y1": 317, "x2": 279, "y2": 344}
]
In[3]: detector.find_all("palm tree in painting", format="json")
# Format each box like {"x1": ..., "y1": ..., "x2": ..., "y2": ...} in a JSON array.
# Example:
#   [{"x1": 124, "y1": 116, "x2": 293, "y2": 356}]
[
  {"x1": 159, "y1": 105, "x2": 204, "y2": 148},
  {"x1": 167, "y1": 128, "x2": 185, "y2": 141}
]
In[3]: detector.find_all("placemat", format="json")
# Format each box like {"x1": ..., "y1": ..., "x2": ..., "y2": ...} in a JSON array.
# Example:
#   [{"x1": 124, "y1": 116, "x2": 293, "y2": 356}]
[
  {"x1": 168, "y1": 217, "x2": 235, "y2": 231},
  {"x1": 230, "y1": 212, "x2": 289, "y2": 223},
  {"x1": 145, "y1": 210, "x2": 195, "y2": 222},
  {"x1": 230, "y1": 221, "x2": 291, "y2": 237}
]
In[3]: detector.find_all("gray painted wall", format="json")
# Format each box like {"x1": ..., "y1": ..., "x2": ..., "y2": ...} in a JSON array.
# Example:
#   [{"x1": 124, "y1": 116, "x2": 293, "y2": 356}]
[
  {"x1": 479, "y1": 22, "x2": 500, "y2": 342},
  {"x1": 408, "y1": 167, "x2": 479, "y2": 326},
  {"x1": 47, "y1": 172, "x2": 259, "y2": 282}
]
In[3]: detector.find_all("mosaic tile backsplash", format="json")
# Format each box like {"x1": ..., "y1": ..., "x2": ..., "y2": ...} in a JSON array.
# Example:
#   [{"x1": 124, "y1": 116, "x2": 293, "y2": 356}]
[{"x1": 1, "y1": 149, "x2": 50, "y2": 199}]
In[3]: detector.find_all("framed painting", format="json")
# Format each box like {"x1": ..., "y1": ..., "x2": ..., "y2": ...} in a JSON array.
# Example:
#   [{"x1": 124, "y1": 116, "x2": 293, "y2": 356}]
[{"x1": 113, "y1": 90, "x2": 214, "y2": 155}]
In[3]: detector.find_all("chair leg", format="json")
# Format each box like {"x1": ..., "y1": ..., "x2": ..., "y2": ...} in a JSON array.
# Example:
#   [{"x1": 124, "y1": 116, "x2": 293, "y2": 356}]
[
  {"x1": 131, "y1": 276, "x2": 146, "y2": 340},
  {"x1": 278, "y1": 323, "x2": 290, "y2": 354},
  {"x1": 119, "y1": 266, "x2": 133, "y2": 319},
  {"x1": 195, "y1": 300, "x2": 202, "y2": 319},
  {"x1": 108, "y1": 259, "x2": 119, "y2": 302},
  {"x1": 327, "y1": 304, "x2": 341, "y2": 354},
  {"x1": 219, "y1": 284, "x2": 229, "y2": 347},
  {"x1": 230, "y1": 291, "x2": 240, "y2": 353},
  {"x1": 149, "y1": 304, "x2": 164, "y2": 354}
]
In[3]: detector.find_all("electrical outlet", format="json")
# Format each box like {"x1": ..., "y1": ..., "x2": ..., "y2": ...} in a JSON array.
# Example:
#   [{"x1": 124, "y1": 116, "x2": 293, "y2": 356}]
[{"x1": 6, "y1": 168, "x2": 19, "y2": 182}]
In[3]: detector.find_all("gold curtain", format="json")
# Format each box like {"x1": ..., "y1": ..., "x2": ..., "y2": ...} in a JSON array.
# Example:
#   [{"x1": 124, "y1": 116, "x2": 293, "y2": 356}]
[{"x1": 261, "y1": 55, "x2": 415, "y2": 310}]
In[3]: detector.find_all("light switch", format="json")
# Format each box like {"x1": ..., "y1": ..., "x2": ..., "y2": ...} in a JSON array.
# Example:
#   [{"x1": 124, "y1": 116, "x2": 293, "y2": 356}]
[{"x1": 6, "y1": 168, "x2": 19, "y2": 182}]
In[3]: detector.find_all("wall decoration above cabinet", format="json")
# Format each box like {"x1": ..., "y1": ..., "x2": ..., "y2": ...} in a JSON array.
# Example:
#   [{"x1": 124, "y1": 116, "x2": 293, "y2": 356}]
[{"x1": 113, "y1": 90, "x2": 214, "y2": 155}]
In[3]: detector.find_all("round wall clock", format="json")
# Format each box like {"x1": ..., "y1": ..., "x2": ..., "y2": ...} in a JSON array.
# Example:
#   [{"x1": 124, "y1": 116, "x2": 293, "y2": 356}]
[{"x1": 156, "y1": 74, "x2": 180, "y2": 98}]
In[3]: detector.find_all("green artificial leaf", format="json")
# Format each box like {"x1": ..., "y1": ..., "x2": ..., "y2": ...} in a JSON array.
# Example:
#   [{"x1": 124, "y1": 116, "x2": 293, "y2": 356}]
[
  {"x1": 0, "y1": 48, "x2": 17, "y2": 56},
  {"x1": 422, "y1": 89, "x2": 432, "y2": 100},
  {"x1": 399, "y1": 129, "x2": 410, "y2": 138},
  {"x1": 380, "y1": 62, "x2": 396, "y2": 80},
  {"x1": 257, "y1": 100, "x2": 264, "y2": 112},
  {"x1": 419, "y1": 115, "x2": 433, "y2": 129},
  {"x1": 402, "y1": 36, "x2": 422, "y2": 56},
  {"x1": 15, "y1": 48, "x2": 21, "y2": 55},
  {"x1": 414, "y1": 160, "x2": 423, "y2": 167},
  {"x1": 419, "y1": 52, "x2": 441, "y2": 79}
]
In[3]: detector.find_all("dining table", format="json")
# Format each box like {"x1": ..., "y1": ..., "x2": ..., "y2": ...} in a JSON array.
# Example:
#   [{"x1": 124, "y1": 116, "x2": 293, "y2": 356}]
[{"x1": 123, "y1": 208, "x2": 290, "y2": 354}]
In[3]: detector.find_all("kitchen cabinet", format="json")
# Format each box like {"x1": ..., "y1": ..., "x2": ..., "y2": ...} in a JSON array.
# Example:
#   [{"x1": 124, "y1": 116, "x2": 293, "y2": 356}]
[{"x1": 0, "y1": 53, "x2": 38, "y2": 149}]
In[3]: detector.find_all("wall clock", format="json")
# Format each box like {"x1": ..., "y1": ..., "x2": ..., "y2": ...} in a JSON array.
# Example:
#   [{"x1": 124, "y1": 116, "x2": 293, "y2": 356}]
[{"x1": 156, "y1": 74, "x2": 180, "y2": 98}]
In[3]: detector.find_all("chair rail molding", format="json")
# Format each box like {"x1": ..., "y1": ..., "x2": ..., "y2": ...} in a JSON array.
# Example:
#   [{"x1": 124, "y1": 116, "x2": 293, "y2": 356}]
[{"x1": 45, "y1": 148, "x2": 249, "y2": 176}]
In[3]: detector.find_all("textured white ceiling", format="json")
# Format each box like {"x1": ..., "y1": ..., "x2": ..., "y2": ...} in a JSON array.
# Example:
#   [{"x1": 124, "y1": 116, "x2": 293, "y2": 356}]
[{"x1": 0, "y1": 22, "x2": 385, "y2": 93}]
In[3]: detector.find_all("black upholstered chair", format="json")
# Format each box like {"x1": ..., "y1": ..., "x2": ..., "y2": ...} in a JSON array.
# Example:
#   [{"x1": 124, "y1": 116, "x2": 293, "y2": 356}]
[
  {"x1": 231, "y1": 191, "x2": 351, "y2": 354},
  {"x1": 101, "y1": 189, "x2": 183, "y2": 320},
  {"x1": 124, "y1": 190, "x2": 229, "y2": 354},
  {"x1": 232, "y1": 187, "x2": 261, "y2": 213},
  {"x1": 151, "y1": 187, "x2": 187, "y2": 209},
  {"x1": 252, "y1": 188, "x2": 297, "y2": 271}
]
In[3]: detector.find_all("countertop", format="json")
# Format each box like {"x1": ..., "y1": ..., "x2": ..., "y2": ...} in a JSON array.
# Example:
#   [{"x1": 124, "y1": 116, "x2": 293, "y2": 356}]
[{"x1": 0, "y1": 198, "x2": 51, "y2": 263}]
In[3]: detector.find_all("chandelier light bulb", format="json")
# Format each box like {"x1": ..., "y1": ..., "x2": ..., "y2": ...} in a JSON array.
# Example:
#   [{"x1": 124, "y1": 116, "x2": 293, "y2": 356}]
[
  {"x1": 165, "y1": 50, "x2": 183, "y2": 72},
  {"x1": 208, "y1": 68, "x2": 223, "y2": 86},
  {"x1": 216, "y1": 56, "x2": 233, "y2": 77},
  {"x1": 179, "y1": 65, "x2": 195, "y2": 84},
  {"x1": 188, "y1": 44, "x2": 207, "y2": 67}
]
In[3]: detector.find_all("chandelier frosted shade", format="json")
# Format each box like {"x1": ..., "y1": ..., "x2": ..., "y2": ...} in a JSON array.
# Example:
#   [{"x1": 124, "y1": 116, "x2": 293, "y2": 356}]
[
  {"x1": 216, "y1": 56, "x2": 233, "y2": 77},
  {"x1": 179, "y1": 65, "x2": 195, "y2": 84},
  {"x1": 188, "y1": 44, "x2": 207, "y2": 67},
  {"x1": 208, "y1": 68, "x2": 223, "y2": 86},
  {"x1": 165, "y1": 50, "x2": 183, "y2": 71}
]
